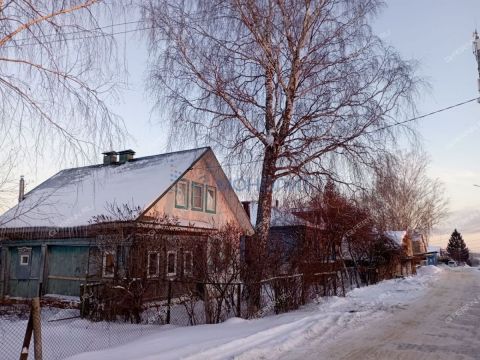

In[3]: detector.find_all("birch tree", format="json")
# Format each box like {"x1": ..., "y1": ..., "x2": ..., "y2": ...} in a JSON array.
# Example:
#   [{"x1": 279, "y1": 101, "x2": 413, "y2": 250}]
[
  {"x1": 367, "y1": 151, "x2": 448, "y2": 238},
  {"x1": 0, "y1": 0, "x2": 126, "y2": 159},
  {"x1": 142, "y1": 0, "x2": 420, "y2": 273}
]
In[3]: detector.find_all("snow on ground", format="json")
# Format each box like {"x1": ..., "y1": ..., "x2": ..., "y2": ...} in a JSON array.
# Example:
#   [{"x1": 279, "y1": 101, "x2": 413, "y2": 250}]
[
  {"x1": 63, "y1": 266, "x2": 444, "y2": 360},
  {"x1": 0, "y1": 307, "x2": 165, "y2": 360},
  {"x1": 287, "y1": 265, "x2": 480, "y2": 360}
]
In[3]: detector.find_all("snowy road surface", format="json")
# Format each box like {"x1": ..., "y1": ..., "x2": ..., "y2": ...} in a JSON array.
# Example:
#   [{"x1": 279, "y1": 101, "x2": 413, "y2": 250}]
[
  {"x1": 280, "y1": 267, "x2": 480, "y2": 360},
  {"x1": 66, "y1": 266, "x2": 469, "y2": 360}
]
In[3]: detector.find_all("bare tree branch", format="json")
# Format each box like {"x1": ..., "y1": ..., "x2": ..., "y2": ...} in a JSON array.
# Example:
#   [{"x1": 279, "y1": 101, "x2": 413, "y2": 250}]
[
  {"x1": 0, "y1": 0, "x2": 128, "y2": 162},
  {"x1": 142, "y1": 0, "x2": 422, "y2": 294},
  {"x1": 366, "y1": 150, "x2": 448, "y2": 238}
]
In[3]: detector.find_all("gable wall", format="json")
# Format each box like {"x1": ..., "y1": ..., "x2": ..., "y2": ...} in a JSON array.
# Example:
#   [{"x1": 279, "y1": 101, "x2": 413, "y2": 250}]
[{"x1": 145, "y1": 153, "x2": 246, "y2": 231}]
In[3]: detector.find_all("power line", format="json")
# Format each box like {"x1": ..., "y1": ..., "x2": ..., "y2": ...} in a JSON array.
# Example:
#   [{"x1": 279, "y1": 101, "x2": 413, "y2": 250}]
[
  {"x1": 2, "y1": 22, "x2": 152, "y2": 49},
  {"x1": 373, "y1": 97, "x2": 480, "y2": 133},
  {"x1": 192, "y1": 97, "x2": 480, "y2": 170},
  {"x1": 5, "y1": 19, "x2": 143, "y2": 44},
  {"x1": 2, "y1": 21, "x2": 478, "y2": 169}
]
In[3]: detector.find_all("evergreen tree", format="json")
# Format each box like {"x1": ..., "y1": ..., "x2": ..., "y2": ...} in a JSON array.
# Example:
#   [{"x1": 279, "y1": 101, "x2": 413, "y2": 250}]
[{"x1": 446, "y1": 229, "x2": 469, "y2": 263}]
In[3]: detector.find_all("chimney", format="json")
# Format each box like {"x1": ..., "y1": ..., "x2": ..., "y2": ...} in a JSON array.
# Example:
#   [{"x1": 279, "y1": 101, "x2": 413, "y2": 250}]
[
  {"x1": 118, "y1": 149, "x2": 135, "y2": 164},
  {"x1": 18, "y1": 176, "x2": 25, "y2": 203},
  {"x1": 241, "y1": 201, "x2": 251, "y2": 220},
  {"x1": 102, "y1": 151, "x2": 118, "y2": 165}
]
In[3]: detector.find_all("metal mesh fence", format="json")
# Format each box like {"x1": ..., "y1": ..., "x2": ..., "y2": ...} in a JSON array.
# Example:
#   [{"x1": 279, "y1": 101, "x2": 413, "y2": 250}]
[
  {"x1": 1, "y1": 304, "x2": 163, "y2": 360},
  {"x1": 0, "y1": 268, "x2": 366, "y2": 359}
]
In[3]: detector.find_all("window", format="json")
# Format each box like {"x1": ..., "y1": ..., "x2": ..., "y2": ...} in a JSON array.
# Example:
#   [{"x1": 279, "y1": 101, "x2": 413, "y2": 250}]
[
  {"x1": 167, "y1": 251, "x2": 177, "y2": 276},
  {"x1": 191, "y1": 182, "x2": 204, "y2": 211},
  {"x1": 175, "y1": 180, "x2": 189, "y2": 209},
  {"x1": 205, "y1": 186, "x2": 216, "y2": 213},
  {"x1": 147, "y1": 251, "x2": 160, "y2": 278},
  {"x1": 20, "y1": 254, "x2": 30, "y2": 266},
  {"x1": 184, "y1": 251, "x2": 193, "y2": 276},
  {"x1": 102, "y1": 250, "x2": 116, "y2": 278},
  {"x1": 18, "y1": 247, "x2": 32, "y2": 266}
]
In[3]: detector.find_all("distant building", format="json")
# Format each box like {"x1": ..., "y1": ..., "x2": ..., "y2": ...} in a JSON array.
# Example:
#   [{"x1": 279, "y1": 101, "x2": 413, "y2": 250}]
[
  {"x1": 384, "y1": 231, "x2": 414, "y2": 276},
  {"x1": 425, "y1": 246, "x2": 440, "y2": 266}
]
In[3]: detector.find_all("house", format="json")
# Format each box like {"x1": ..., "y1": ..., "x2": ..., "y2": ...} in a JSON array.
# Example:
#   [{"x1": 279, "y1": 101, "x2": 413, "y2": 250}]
[
  {"x1": 411, "y1": 231, "x2": 428, "y2": 255},
  {"x1": 384, "y1": 231, "x2": 414, "y2": 276},
  {"x1": 241, "y1": 201, "x2": 319, "y2": 271},
  {"x1": 0, "y1": 147, "x2": 253, "y2": 299},
  {"x1": 409, "y1": 230, "x2": 442, "y2": 267},
  {"x1": 425, "y1": 246, "x2": 440, "y2": 266}
]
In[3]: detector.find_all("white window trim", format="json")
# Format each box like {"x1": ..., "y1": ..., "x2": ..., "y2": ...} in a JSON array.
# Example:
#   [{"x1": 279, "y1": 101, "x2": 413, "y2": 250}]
[
  {"x1": 166, "y1": 250, "x2": 177, "y2": 276},
  {"x1": 19, "y1": 254, "x2": 30, "y2": 266},
  {"x1": 191, "y1": 182, "x2": 204, "y2": 211},
  {"x1": 184, "y1": 251, "x2": 193, "y2": 276},
  {"x1": 175, "y1": 180, "x2": 189, "y2": 209},
  {"x1": 102, "y1": 250, "x2": 116, "y2": 278},
  {"x1": 205, "y1": 186, "x2": 216, "y2": 213},
  {"x1": 147, "y1": 251, "x2": 160, "y2": 278}
]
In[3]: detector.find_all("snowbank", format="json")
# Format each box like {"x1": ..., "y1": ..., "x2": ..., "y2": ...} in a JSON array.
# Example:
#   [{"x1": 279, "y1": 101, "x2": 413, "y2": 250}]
[
  {"x1": 416, "y1": 265, "x2": 443, "y2": 276},
  {"x1": 65, "y1": 267, "x2": 444, "y2": 360}
]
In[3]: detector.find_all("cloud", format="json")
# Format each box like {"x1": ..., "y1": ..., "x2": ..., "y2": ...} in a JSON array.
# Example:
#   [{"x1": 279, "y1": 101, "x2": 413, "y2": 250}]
[{"x1": 432, "y1": 208, "x2": 480, "y2": 251}]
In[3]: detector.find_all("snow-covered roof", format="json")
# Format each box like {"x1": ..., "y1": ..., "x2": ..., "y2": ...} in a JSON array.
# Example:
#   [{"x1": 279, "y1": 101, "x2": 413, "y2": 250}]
[
  {"x1": 0, "y1": 148, "x2": 209, "y2": 228},
  {"x1": 384, "y1": 231, "x2": 407, "y2": 246},
  {"x1": 246, "y1": 201, "x2": 309, "y2": 227},
  {"x1": 427, "y1": 245, "x2": 441, "y2": 254}
]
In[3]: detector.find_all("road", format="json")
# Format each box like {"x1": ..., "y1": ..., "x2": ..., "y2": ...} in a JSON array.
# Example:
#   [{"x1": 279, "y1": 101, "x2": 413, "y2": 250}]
[{"x1": 279, "y1": 268, "x2": 480, "y2": 360}]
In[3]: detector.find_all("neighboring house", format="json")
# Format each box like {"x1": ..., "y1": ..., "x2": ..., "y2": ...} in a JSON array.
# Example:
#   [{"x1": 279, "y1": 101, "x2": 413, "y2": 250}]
[
  {"x1": 409, "y1": 231, "x2": 441, "y2": 267},
  {"x1": 0, "y1": 147, "x2": 253, "y2": 299},
  {"x1": 411, "y1": 231, "x2": 428, "y2": 255},
  {"x1": 425, "y1": 245, "x2": 440, "y2": 266},
  {"x1": 384, "y1": 231, "x2": 414, "y2": 276},
  {"x1": 241, "y1": 202, "x2": 318, "y2": 270}
]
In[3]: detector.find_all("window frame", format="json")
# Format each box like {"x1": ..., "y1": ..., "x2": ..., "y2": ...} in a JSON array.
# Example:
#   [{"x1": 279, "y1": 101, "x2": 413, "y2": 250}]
[
  {"x1": 102, "y1": 250, "x2": 116, "y2": 278},
  {"x1": 191, "y1": 182, "x2": 204, "y2": 211},
  {"x1": 166, "y1": 250, "x2": 177, "y2": 276},
  {"x1": 147, "y1": 251, "x2": 160, "y2": 278},
  {"x1": 175, "y1": 180, "x2": 189, "y2": 209},
  {"x1": 205, "y1": 185, "x2": 217, "y2": 214},
  {"x1": 19, "y1": 254, "x2": 30, "y2": 266},
  {"x1": 18, "y1": 247, "x2": 32, "y2": 267},
  {"x1": 183, "y1": 251, "x2": 193, "y2": 276}
]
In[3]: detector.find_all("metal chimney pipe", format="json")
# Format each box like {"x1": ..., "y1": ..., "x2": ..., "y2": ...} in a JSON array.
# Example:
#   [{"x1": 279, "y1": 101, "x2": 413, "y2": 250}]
[{"x1": 18, "y1": 175, "x2": 25, "y2": 203}]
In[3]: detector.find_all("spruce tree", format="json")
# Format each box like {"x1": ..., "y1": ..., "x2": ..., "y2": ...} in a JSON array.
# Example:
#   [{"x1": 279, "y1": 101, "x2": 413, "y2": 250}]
[{"x1": 446, "y1": 229, "x2": 469, "y2": 263}]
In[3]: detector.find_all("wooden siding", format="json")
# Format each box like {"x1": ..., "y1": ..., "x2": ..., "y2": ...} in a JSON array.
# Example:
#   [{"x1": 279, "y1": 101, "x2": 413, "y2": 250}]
[
  {"x1": 146, "y1": 152, "x2": 252, "y2": 233},
  {"x1": 7, "y1": 246, "x2": 42, "y2": 298},
  {"x1": 46, "y1": 246, "x2": 90, "y2": 296},
  {"x1": 0, "y1": 239, "x2": 94, "y2": 299}
]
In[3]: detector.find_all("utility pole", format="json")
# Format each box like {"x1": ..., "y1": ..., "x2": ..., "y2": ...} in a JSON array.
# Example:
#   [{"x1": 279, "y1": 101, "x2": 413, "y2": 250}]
[{"x1": 473, "y1": 30, "x2": 480, "y2": 102}]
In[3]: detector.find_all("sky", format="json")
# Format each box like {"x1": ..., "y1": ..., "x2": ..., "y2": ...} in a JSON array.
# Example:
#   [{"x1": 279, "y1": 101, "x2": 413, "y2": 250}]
[
  {"x1": 372, "y1": 0, "x2": 480, "y2": 250},
  {"x1": 6, "y1": 1, "x2": 480, "y2": 250}
]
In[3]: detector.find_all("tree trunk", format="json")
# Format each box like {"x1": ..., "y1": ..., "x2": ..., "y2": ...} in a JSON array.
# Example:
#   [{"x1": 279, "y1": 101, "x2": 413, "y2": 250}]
[
  {"x1": 255, "y1": 146, "x2": 277, "y2": 252},
  {"x1": 246, "y1": 145, "x2": 277, "y2": 315}
]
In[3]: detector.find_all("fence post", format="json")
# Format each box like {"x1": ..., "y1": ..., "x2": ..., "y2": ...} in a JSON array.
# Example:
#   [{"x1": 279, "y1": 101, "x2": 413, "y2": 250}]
[
  {"x1": 300, "y1": 274, "x2": 305, "y2": 305},
  {"x1": 32, "y1": 297, "x2": 42, "y2": 360},
  {"x1": 340, "y1": 270, "x2": 346, "y2": 297},
  {"x1": 333, "y1": 272, "x2": 337, "y2": 296},
  {"x1": 236, "y1": 284, "x2": 241, "y2": 317},
  {"x1": 166, "y1": 280, "x2": 172, "y2": 324},
  {"x1": 19, "y1": 311, "x2": 33, "y2": 360}
]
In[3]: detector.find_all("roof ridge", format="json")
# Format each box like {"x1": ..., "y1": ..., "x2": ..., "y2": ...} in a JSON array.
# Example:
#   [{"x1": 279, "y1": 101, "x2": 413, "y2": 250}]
[
  {"x1": 57, "y1": 146, "x2": 211, "y2": 173},
  {"x1": 17, "y1": 147, "x2": 211, "y2": 203},
  {"x1": 0, "y1": 147, "x2": 212, "y2": 229}
]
